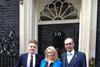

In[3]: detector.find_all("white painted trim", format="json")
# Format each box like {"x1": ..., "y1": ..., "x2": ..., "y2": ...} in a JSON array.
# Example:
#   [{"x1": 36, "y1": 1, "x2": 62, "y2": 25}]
[
  {"x1": 20, "y1": 0, "x2": 34, "y2": 53},
  {"x1": 34, "y1": 0, "x2": 38, "y2": 40},
  {"x1": 89, "y1": 0, "x2": 98, "y2": 58},
  {"x1": 79, "y1": 0, "x2": 98, "y2": 67},
  {"x1": 79, "y1": 0, "x2": 91, "y2": 66},
  {"x1": 20, "y1": 3, "x2": 25, "y2": 54},
  {"x1": 38, "y1": 19, "x2": 79, "y2": 25},
  {"x1": 32, "y1": 0, "x2": 36, "y2": 39}
]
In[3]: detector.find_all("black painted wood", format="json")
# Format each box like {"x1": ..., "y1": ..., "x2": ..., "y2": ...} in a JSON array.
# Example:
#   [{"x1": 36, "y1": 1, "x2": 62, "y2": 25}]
[{"x1": 38, "y1": 23, "x2": 79, "y2": 57}]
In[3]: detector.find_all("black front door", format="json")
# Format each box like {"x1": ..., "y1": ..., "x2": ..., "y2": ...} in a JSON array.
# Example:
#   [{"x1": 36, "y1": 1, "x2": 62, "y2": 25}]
[{"x1": 38, "y1": 23, "x2": 79, "y2": 56}]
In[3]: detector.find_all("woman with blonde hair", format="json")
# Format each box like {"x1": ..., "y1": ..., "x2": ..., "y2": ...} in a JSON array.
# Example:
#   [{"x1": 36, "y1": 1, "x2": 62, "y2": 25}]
[{"x1": 40, "y1": 46, "x2": 62, "y2": 67}]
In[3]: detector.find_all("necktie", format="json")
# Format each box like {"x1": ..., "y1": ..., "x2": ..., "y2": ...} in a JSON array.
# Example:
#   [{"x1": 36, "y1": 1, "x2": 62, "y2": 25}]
[
  {"x1": 30, "y1": 55, "x2": 33, "y2": 67},
  {"x1": 67, "y1": 53, "x2": 72, "y2": 56},
  {"x1": 49, "y1": 62, "x2": 53, "y2": 67},
  {"x1": 45, "y1": 62, "x2": 53, "y2": 67}
]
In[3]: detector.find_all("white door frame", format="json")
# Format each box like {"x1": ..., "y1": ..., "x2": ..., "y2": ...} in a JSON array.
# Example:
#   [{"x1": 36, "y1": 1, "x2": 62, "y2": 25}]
[{"x1": 20, "y1": 0, "x2": 98, "y2": 67}]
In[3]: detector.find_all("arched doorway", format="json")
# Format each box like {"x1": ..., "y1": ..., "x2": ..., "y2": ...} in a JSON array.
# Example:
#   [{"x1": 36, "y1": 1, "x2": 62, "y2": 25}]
[{"x1": 37, "y1": 0, "x2": 80, "y2": 56}]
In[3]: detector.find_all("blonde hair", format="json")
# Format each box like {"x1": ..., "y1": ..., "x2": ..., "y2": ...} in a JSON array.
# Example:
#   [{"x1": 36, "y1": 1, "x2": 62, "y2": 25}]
[{"x1": 45, "y1": 46, "x2": 58, "y2": 61}]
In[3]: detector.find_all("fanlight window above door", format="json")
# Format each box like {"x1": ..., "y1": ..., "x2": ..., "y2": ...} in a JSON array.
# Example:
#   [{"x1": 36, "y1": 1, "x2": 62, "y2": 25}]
[{"x1": 40, "y1": 0, "x2": 79, "y2": 21}]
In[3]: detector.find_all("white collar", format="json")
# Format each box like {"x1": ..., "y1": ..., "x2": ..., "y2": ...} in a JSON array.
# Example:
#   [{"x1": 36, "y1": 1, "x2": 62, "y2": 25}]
[
  {"x1": 67, "y1": 49, "x2": 75, "y2": 55},
  {"x1": 28, "y1": 53, "x2": 35, "y2": 57}
]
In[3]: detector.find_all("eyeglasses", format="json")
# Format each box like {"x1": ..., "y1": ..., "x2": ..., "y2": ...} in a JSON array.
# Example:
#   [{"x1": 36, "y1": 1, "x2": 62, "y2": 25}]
[{"x1": 65, "y1": 43, "x2": 72, "y2": 45}]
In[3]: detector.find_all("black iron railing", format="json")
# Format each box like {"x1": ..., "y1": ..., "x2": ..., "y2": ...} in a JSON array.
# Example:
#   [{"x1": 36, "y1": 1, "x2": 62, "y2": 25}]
[
  {"x1": 0, "y1": 55, "x2": 18, "y2": 67},
  {"x1": 0, "y1": 30, "x2": 19, "y2": 67}
]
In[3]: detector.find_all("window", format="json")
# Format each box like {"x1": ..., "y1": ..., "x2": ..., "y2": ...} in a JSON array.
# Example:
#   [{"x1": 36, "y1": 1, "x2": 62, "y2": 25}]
[{"x1": 40, "y1": 0, "x2": 79, "y2": 21}]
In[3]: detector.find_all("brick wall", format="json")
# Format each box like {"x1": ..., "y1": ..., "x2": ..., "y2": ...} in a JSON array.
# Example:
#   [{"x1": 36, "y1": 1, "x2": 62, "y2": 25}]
[
  {"x1": 0, "y1": 0, "x2": 19, "y2": 67},
  {"x1": 0, "y1": 0, "x2": 19, "y2": 34},
  {"x1": 96, "y1": 0, "x2": 100, "y2": 67}
]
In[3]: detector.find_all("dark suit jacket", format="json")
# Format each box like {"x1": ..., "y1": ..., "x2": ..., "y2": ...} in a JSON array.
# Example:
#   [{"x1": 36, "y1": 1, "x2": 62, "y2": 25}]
[
  {"x1": 61, "y1": 51, "x2": 87, "y2": 67},
  {"x1": 16, "y1": 53, "x2": 44, "y2": 67}
]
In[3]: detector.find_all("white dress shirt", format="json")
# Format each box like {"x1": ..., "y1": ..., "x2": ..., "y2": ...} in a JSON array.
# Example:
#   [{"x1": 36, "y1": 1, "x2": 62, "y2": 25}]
[
  {"x1": 48, "y1": 61, "x2": 54, "y2": 67},
  {"x1": 67, "y1": 49, "x2": 75, "y2": 63},
  {"x1": 27, "y1": 53, "x2": 36, "y2": 67}
]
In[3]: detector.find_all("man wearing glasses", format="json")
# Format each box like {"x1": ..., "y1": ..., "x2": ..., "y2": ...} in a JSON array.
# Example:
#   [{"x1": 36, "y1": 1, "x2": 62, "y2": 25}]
[{"x1": 61, "y1": 37, "x2": 87, "y2": 67}]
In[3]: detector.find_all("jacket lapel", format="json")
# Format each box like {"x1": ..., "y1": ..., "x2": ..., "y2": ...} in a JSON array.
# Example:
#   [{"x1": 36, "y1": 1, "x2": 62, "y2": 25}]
[
  {"x1": 64, "y1": 53, "x2": 68, "y2": 66},
  {"x1": 69, "y1": 51, "x2": 78, "y2": 64},
  {"x1": 23, "y1": 53, "x2": 28, "y2": 67},
  {"x1": 35, "y1": 54, "x2": 38, "y2": 67}
]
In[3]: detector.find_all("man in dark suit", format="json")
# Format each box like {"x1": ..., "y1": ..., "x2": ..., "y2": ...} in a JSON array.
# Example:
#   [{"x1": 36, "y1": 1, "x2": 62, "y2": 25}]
[
  {"x1": 61, "y1": 37, "x2": 87, "y2": 67},
  {"x1": 16, "y1": 39, "x2": 44, "y2": 67}
]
